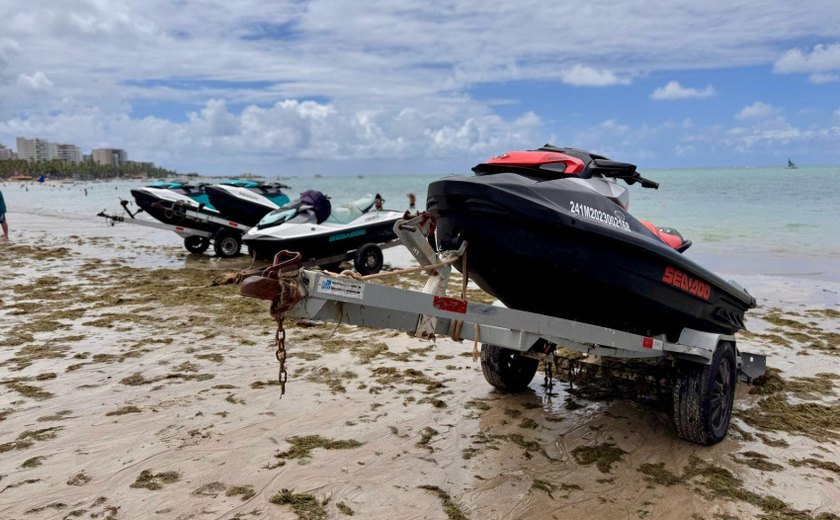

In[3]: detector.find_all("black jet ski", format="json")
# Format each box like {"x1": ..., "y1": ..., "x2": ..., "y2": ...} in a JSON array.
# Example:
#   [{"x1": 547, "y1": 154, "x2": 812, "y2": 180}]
[
  {"x1": 203, "y1": 180, "x2": 291, "y2": 226},
  {"x1": 130, "y1": 185, "x2": 223, "y2": 233},
  {"x1": 147, "y1": 181, "x2": 213, "y2": 208},
  {"x1": 243, "y1": 191, "x2": 403, "y2": 271},
  {"x1": 426, "y1": 145, "x2": 755, "y2": 341}
]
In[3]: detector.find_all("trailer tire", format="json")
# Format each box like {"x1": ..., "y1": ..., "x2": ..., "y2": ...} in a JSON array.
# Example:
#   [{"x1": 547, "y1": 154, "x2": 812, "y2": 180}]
[
  {"x1": 672, "y1": 341, "x2": 736, "y2": 445},
  {"x1": 480, "y1": 343, "x2": 539, "y2": 392},
  {"x1": 184, "y1": 236, "x2": 210, "y2": 254},
  {"x1": 213, "y1": 230, "x2": 242, "y2": 258},
  {"x1": 354, "y1": 244, "x2": 383, "y2": 275}
]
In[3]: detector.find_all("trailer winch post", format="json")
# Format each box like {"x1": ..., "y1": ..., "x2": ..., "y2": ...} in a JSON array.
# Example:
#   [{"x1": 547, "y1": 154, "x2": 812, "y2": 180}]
[{"x1": 393, "y1": 213, "x2": 455, "y2": 339}]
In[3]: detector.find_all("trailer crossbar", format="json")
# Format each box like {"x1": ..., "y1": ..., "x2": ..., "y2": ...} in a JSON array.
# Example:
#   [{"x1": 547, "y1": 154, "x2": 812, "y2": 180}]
[{"x1": 287, "y1": 270, "x2": 714, "y2": 362}]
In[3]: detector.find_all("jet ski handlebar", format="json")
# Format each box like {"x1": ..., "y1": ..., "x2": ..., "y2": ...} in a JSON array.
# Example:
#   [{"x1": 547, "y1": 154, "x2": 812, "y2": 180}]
[
  {"x1": 591, "y1": 159, "x2": 659, "y2": 189},
  {"x1": 638, "y1": 177, "x2": 659, "y2": 189}
]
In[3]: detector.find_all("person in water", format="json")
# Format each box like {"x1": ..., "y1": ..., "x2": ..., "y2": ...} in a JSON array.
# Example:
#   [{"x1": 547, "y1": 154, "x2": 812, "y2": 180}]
[
  {"x1": 0, "y1": 189, "x2": 8, "y2": 240},
  {"x1": 407, "y1": 193, "x2": 416, "y2": 210}
]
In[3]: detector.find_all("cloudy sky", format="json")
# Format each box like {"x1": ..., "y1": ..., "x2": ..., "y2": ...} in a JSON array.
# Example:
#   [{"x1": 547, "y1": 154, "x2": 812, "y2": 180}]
[{"x1": 2, "y1": 1, "x2": 840, "y2": 175}]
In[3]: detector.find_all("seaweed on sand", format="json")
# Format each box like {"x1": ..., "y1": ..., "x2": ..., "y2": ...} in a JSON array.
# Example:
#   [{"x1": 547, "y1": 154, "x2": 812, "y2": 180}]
[
  {"x1": 638, "y1": 455, "x2": 828, "y2": 519},
  {"x1": 270, "y1": 489, "x2": 327, "y2": 520},
  {"x1": 730, "y1": 451, "x2": 784, "y2": 472},
  {"x1": 275, "y1": 435, "x2": 364, "y2": 462},
  {"x1": 129, "y1": 469, "x2": 180, "y2": 490},
  {"x1": 67, "y1": 472, "x2": 92, "y2": 486},
  {"x1": 105, "y1": 406, "x2": 141, "y2": 416},
  {"x1": 637, "y1": 462, "x2": 681, "y2": 486},
  {"x1": 738, "y1": 394, "x2": 840, "y2": 442},
  {"x1": 789, "y1": 458, "x2": 840, "y2": 476},
  {"x1": 416, "y1": 427, "x2": 438, "y2": 452},
  {"x1": 530, "y1": 479, "x2": 556, "y2": 498},
  {"x1": 418, "y1": 485, "x2": 469, "y2": 520},
  {"x1": 571, "y1": 443, "x2": 627, "y2": 473},
  {"x1": 226, "y1": 485, "x2": 256, "y2": 501},
  {"x1": 304, "y1": 367, "x2": 357, "y2": 394},
  {"x1": 3, "y1": 381, "x2": 53, "y2": 400}
]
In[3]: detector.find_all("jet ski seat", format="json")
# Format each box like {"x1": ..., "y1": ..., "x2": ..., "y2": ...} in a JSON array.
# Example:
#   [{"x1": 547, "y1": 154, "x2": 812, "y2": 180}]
[
  {"x1": 326, "y1": 193, "x2": 377, "y2": 224},
  {"x1": 640, "y1": 221, "x2": 692, "y2": 252}
]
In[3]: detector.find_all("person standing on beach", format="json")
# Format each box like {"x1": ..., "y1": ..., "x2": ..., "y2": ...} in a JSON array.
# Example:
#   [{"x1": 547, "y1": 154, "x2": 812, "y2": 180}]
[{"x1": 0, "y1": 189, "x2": 8, "y2": 240}]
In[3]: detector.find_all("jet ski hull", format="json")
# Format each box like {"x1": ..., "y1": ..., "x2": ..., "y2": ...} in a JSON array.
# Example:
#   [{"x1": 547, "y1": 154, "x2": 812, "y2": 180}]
[
  {"x1": 245, "y1": 216, "x2": 401, "y2": 261},
  {"x1": 204, "y1": 185, "x2": 288, "y2": 227},
  {"x1": 427, "y1": 174, "x2": 755, "y2": 340},
  {"x1": 130, "y1": 188, "x2": 220, "y2": 233}
]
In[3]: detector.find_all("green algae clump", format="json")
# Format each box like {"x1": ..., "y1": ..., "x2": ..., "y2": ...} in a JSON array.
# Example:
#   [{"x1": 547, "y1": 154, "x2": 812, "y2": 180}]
[
  {"x1": 269, "y1": 489, "x2": 327, "y2": 520},
  {"x1": 571, "y1": 443, "x2": 627, "y2": 473}
]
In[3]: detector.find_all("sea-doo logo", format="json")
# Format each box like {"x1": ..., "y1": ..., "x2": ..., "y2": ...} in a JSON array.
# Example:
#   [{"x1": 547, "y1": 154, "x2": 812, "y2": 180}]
[
  {"x1": 569, "y1": 201, "x2": 631, "y2": 232},
  {"x1": 329, "y1": 229, "x2": 366, "y2": 242},
  {"x1": 662, "y1": 266, "x2": 711, "y2": 301},
  {"x1": 493, "y1": 153, "x2": 509, "y2": 160}
]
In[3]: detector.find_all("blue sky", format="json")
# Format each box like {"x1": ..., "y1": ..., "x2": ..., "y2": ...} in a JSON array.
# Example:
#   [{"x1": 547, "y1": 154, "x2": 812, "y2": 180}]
[{"x1": 1, "y1": 1, "x2": 840, "y2": 175}]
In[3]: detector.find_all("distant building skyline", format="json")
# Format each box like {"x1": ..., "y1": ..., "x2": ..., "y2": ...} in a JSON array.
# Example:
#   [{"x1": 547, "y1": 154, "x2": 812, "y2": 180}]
[
  {"x1": 0, "y1": 143, "x2": 15, "y2": 160},
  {"x1": 7, "y1": 137, "x2": 128, "y2": 166},
  {"x1": 91, "y1": 147, "x2": 128, "y2": 166}
]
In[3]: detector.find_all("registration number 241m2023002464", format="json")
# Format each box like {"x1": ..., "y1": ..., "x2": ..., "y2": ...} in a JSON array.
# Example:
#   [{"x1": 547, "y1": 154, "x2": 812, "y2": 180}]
[{"x1": 661, "y1": 266, "x2": 711, "y2": 301}]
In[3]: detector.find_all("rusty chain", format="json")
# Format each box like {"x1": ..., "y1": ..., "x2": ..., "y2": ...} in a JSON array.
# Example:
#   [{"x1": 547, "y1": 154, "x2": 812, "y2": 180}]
[{"x1": 273, "y1": 316, "x2": 288, "y2": 395}]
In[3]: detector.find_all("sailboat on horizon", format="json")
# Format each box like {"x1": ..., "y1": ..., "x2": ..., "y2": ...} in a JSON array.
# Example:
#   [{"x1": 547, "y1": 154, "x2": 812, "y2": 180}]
[{"x1": 786, "y1": 158, "x2": 798, "y2": 170}]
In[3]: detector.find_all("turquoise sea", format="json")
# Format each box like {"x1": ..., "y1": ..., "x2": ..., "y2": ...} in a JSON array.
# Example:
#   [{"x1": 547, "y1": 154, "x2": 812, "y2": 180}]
[{"x1": 3, "y1": 164, "x2": 839, "y2": 281}]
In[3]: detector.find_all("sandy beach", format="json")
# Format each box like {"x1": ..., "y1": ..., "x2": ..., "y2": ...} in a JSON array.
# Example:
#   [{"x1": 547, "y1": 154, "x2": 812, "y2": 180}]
[{"x1": 2, "y1": 213, "x2": 840, "y2": 520}]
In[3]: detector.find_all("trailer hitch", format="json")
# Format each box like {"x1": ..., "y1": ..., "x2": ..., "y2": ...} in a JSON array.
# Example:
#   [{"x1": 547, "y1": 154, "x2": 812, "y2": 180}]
[
  {"x1": 239, "y1": 250, "x2": 304, "y2": 309},
  {"x1": 239, "y1": 250, "x2": 305, "y2": 396}
]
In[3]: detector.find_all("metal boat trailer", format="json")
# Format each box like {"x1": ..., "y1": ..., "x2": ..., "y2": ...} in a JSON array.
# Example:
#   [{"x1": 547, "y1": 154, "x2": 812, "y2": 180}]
[
  {"x1": 241, "y1": 213, "x2": 766, "y2": 445},
  {"x1": 97, "y1": 200, "x2": 251, "y2": 258}
]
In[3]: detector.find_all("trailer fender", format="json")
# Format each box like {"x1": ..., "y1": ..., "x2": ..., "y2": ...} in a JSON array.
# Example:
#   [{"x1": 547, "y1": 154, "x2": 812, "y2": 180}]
[{"x1": 670, "y1": 329, "x2": 736, "y2": 366}]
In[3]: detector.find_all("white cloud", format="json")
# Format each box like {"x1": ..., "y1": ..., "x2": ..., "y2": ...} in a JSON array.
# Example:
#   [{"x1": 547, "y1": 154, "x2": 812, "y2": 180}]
[
  {"x1": 0, "y1": 97, "x2": 544, "y2": 172},
  {"x1": 675, "y1": 144, "x2": 696, "y2": 156},
  {"x1": 774, "y1": 43, "x2": 840, "y2": 73},
  {"x1": 651, "y1": 81, "x2": 715, "y2": 100},
  {"x1": 735, "y1": 101, "x2": 781, "y2": 121},
  {"x1": 809, "y1": 73, "x2": 840, "y2": 84},
  {"x1": 559, "y1": 64, "x2": 630, "y2": 87},
  {"x1": 3, "y1": 1, "x2": 840, "y2": 170},
  {"x1": 598, "y1": 119, "x2": 630, "y2": 134},
  {"x1": 16, "y1": 71, "x2": 53, "y2": 90}
]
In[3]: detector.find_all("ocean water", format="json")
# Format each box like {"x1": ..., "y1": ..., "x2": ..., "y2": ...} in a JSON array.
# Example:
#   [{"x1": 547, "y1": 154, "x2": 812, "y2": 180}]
[{"x1": 3, "y1": 164, "x2": 839, "y2": 281}]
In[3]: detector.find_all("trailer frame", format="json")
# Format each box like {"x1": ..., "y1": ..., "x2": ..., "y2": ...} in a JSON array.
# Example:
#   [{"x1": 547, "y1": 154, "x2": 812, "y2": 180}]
[
  {"x1": 97, "y1": 199, "x2": 252, "y2": 257},
  {"x1": 242, "y1": 213, "x2": 766, "y2": 444}
]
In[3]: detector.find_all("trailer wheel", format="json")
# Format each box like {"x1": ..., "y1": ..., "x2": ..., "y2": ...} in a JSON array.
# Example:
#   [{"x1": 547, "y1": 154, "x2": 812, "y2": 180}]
[
  {"x1": 354, "y1": 244, "x2": 383, "y2": 275},
  {"x1": 184, "y1": 236, "x2": 210, "y2": 254},
  {"x1": 213, "y1": 230, "x2": 242, "y2": 258},
  {"x1": 480, "y1": 343, "x2": 539, "y2": 392},
  {"x1": 672, "y1": 341, "x2": 736, "y2": 445}
]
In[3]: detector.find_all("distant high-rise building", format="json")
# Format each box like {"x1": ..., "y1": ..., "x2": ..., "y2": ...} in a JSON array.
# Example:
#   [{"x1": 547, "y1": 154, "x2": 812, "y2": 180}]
[
  {"x1": 56, "y1": 144, "x2": 82, "y2": 164},
  {"x1": 0, "y1": 143, "x2": 15, "y2": 160},
  {"x1": 92, "y1": 148, "x2": 128, "y2": 166},
  {"x1": 16, "y1": 137, "x2": 58, "y2": 161}
]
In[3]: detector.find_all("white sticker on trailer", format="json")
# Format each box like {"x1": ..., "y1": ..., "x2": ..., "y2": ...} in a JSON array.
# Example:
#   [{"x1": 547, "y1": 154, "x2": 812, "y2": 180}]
[{"x1": 317, "y1": 278, "x2": 365, "y2": 299}]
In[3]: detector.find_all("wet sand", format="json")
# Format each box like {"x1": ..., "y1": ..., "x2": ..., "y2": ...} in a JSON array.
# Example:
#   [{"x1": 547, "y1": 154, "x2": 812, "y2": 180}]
[{"x1": 1, "y1": 214, "x2": 840, "y2": 520}]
